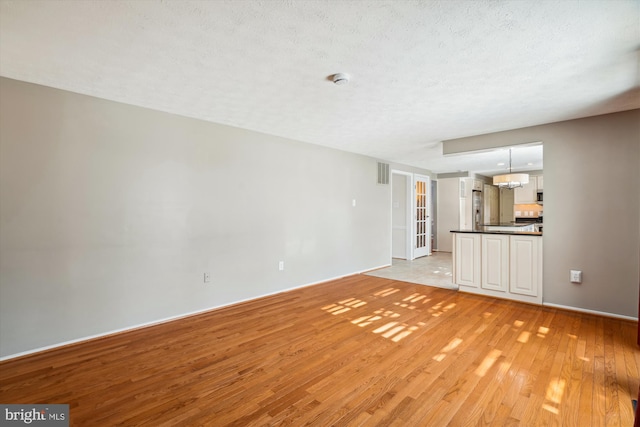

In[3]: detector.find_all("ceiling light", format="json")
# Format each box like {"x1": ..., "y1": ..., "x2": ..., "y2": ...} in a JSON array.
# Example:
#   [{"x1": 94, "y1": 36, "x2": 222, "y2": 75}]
[
  {"x1": 497, "y1": 162, "x2": 505, "y2": 166},
  {"x1": 493, "y1": 148, "x2": 529, "y2": 189},
  {"x1": 332, "y1": 73, "x2": 350, "y2": 85}
]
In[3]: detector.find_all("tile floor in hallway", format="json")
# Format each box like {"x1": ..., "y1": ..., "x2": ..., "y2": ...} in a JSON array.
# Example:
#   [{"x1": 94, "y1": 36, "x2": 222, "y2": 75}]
[{"x1": 364, "y1": 251, "x2": 456, "y2": 289}]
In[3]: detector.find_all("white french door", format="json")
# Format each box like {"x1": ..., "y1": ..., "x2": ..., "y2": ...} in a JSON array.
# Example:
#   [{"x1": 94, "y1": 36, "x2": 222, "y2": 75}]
[{"x1": 414, "y1": 175, "x2": 431, "y2": 258}]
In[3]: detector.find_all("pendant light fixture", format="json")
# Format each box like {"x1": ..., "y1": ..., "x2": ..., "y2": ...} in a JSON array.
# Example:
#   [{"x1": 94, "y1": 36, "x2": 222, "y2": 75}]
[{"x1": 493, "y1": 148, "x2": 529, "y2": 189}]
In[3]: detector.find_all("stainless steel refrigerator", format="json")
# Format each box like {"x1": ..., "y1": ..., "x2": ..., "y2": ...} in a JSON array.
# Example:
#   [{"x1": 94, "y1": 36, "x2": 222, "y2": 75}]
[{"x1": 472, "y1": 189, "x2": 483, "y2": 231}]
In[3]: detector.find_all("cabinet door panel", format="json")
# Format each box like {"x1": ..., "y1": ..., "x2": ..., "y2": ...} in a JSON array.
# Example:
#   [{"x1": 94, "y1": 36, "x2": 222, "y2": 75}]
[
  {"x1": 455, "y1": 234, "x2": 480, "y2": 288},
  {"x1": 509, "y1": 236, "x2": 540, "y2": 296},
  {"x1": 482, "y1": 235, "x2": 509, "y2": 292},
  {"x1": 514, "y1": 181, "x2": 536, "y2": 204}
]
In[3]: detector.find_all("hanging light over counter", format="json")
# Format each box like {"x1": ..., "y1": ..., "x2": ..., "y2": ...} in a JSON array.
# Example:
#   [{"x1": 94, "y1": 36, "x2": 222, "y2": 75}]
[{"x1": 493, "y1": 148, "x2": 529, "y2": 189}]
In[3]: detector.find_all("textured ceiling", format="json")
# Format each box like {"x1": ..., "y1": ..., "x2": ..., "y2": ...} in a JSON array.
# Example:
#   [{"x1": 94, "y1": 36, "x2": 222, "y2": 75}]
[{"x1": 1, "y1": 0, "x2": 638, "y2": 174}]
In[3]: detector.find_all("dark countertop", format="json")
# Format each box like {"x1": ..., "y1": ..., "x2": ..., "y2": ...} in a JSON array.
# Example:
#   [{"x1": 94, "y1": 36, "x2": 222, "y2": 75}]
[
  {"x1": 483, "y1": 222, "x2": 537, "y2": 227},
  {"x1": 451, "y1": 228, "x2": 542, "y2": 236}
]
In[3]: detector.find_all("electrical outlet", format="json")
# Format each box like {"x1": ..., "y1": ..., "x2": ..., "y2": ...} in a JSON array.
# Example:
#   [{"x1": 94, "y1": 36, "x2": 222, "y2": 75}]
[
  {"x1": 570, "y1": 270, "x2": 582, "y2": 283},
  {"x1": 279, "y1": 261, "x2": 284, "y2": 271},
  {"x1": 204, "y1": 272, "x2": 211, "y2": 283}
]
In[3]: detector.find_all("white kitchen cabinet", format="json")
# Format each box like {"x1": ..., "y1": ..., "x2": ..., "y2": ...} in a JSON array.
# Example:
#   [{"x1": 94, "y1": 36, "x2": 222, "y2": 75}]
[
  {"x1": 454, "y1": 233, "x2": 481, "y2": 288},
  {"x1": 514, "y1": 176, "x2": 543, "y2": 204},
  {"x1": 453, "y1": 232, "x2": 543, "y2": 304},
  {"x1": 509, "y1": 235, "x2": 542, "y2": 299},
  {"x1": 481, "y1": 234, "x2": 509, "y2": 292},
  {"x1": 514, "y1": 180, "x2": 537, "y2": 204}
]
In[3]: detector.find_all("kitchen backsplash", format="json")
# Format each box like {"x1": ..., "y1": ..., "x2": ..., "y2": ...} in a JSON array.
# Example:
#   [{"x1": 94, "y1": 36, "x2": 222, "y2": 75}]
[{"x1": 514, "y1": 203, "x2": 543, "y2": 218}]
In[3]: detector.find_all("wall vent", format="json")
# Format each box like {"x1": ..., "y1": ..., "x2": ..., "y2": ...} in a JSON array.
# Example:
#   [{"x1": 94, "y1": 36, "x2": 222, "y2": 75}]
[{"x1": 377, "y1": 162, "x2": 390, "y2": 185}]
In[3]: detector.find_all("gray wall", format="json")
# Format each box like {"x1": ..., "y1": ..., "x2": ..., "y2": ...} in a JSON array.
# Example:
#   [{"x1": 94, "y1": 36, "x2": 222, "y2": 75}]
[
  {"x1": 444, "y1": 110, "x2": 640, "y2": 317},
  {"x1": 0, "y1": 78, "x2": 430, "y2": 358}
]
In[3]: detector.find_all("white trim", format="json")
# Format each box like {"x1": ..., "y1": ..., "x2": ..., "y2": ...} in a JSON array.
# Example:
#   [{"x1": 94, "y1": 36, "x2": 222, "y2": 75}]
[
  {"x1": 390, "y1": 170, "x2": 414, "y2": 262},
  {"x1": 416, "y1": 282, "x2": 459, "y2": 291},
  {"x1": 542, "y1": 302, "x2": 638, "y2": 321},
  {"x1": 357, "y1": 264, "x2": 391, "y2": 274},
  {"x1": 0, "y1": 265, "x2": 390, "y2": 361}
]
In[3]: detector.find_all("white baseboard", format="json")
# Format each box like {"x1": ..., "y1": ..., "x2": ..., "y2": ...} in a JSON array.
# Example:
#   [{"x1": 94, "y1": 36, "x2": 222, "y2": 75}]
[
  {"x1": 542, "y1": 302, "x2": 638, "y2": 321},
  {"x1": 417, "y1": 282, "x2": 459, "y2": 291},
  {"x1": 359, "y1": 264, "x2": 392, "y2": 273},
  {"x1": 0, "y1": 266, "x2": 386, "y2": 362}
]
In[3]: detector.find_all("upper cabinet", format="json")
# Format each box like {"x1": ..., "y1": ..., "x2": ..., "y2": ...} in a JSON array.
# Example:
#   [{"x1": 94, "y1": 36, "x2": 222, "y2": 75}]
[
  {"x1": 514, "y1": 175, "x2": 542, "y2": 204},
  {"x1": 514, "y1": 180, "x2": 537, "y2": 204}
]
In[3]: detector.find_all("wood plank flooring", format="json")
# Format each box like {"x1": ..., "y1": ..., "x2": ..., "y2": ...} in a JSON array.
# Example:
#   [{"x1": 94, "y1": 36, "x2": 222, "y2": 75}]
[{"x1": 1, "y1": 275, "x2": 638, "y2": 426}]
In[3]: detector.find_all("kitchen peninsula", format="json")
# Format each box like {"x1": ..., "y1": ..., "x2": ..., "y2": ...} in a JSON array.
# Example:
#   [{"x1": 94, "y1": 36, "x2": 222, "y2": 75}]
[{"x1": 451, "y1": 226, "x2": 542, "y2": 305}]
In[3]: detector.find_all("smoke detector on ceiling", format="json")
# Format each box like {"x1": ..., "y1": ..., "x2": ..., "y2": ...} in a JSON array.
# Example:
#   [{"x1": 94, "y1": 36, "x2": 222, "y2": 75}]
[{"x1": 332, "y1": 73, "x2": 350, "y2": 85}]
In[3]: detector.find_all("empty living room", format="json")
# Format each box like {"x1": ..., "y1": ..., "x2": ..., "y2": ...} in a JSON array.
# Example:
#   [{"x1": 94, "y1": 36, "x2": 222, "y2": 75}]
[{"x1": 1, "y1": 1, "x2": 639, "y2": 426}]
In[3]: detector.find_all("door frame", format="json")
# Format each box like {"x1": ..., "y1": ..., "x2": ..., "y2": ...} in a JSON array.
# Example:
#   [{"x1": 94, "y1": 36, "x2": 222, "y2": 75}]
[{"x1": 390, "y1": 171, "x2": 414, "y2": 261}]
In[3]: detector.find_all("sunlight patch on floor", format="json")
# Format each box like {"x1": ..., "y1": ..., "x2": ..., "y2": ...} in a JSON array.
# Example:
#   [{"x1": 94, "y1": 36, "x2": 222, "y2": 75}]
[
  {"x1": 429, "y1": 301, "x2": 456, "y2": 317},
  {"x1": 351, "y1": 315, "x2": 382, "y2": 327},
  {"x1": 323, "y1": 288, "x2": 452, "y2": 344},
  {"x1": 433, "y1": 337, "x2": 463, "y2": 362},
  {"x1": 537, "y1": 326, "x2": 549, "y2": 338},
  {"x1": 542, "y1": 378, "x2": 566, "y2": 414},
  {"x1": 392, "y1": 325, "x2": 419, "y2": 342},
  {"x1": 475, "y1": 349, "x2": 502, "y2": 376},
  {"x1": 373, "y1": 322, "x2": 399, "y2": 334},
  {"x1": 517, "y1": 331, "x2": 530, "y2": 343},
  {"x1": 375, "y1": 288, "x2": 400, "y2": 297},
  {"x1": 403, "y1": 293, "x2": 427, "y2": 303}
]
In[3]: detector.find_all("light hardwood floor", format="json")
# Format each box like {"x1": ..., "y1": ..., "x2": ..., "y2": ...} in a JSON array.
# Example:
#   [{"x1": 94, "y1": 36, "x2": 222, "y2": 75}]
[{"x1": 1, "y1": 275, "x2": 638, "y2": 426}]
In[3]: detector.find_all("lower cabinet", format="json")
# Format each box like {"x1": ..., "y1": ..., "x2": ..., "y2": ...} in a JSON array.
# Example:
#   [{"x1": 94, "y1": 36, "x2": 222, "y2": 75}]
[
  {"x1": 454, "y1": 233, "x2": 480, "y2": 288},
  {"x1": 509, "y1": 235, "x2": 542, "y2": 297},
  {"x1": 481, "y1": 234, "x2": 509, "y2": 293},
  {"x1": 453, "y1": 233, "x2": 542, "y2": 304}
]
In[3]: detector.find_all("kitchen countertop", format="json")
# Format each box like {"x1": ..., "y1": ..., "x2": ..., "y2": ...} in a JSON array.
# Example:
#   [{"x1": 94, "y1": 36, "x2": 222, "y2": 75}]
[
  {"x1": 450, "y1": 228, "x2": 542, "y2": 236},
  {"x1": 483, "y1": 222, "x2": 537, "y2": 227}
]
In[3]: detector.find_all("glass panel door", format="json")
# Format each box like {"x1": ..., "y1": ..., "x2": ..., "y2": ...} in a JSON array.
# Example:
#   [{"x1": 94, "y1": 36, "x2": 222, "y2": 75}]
[{"x1": 415, "y1": 176, "x2": 430, "y2": 258}]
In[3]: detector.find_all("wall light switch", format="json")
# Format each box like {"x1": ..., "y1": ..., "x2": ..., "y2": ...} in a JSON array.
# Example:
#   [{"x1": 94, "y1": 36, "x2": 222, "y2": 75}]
[
  {"x1": 570, "y1": 270, "x2": 582, "y2": 283},
  {"x1": 279, "y1": 261, "x2": 284, "y2": 271},
  {"x1": 352, "y1": 199, "x2": 356, "y2": 207}
]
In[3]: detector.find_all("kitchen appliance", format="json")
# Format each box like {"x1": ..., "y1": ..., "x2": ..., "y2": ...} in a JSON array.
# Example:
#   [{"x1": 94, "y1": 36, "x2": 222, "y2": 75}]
[
  {"x1": 472, "y1": 189, "x2": 483, "y2": 230},
  {"x1": 537, "y1": 212, "x2": 543, "y2": 232},
  {"x1": 537, "y1": 191, "x2": 543, "y2": 204}
]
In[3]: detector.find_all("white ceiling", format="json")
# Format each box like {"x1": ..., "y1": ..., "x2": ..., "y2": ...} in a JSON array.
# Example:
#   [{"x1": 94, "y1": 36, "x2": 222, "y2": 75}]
[{"x1": 1, "y1": 0, "x2": 638, "y2": 174}]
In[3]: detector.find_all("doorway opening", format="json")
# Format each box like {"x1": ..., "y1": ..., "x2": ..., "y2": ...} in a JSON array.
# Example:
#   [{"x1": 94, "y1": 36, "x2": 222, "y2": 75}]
[{"x1": 390, "y1": 172, "x2": 432, "y2": 262}]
